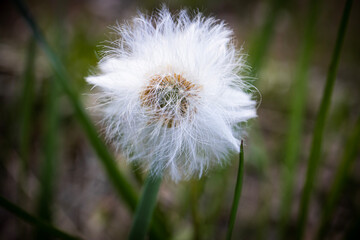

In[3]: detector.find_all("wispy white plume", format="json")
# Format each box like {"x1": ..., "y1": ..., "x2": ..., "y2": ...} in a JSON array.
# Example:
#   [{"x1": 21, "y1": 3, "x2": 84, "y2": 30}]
[{"x1": 86, "y1": 6, "x2": 257, "y2": 181}]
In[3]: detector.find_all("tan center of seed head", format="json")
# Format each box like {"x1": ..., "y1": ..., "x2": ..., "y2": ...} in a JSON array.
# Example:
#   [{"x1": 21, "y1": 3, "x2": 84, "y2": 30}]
[{"x1": 141, "y1": 73, "x2": 201, "y2": 128}]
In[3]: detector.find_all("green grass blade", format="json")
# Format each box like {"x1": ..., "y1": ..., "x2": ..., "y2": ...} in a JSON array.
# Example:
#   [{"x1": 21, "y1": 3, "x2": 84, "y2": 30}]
[
  {"x1": 316, "y1": 116, "x2": 360, "y2": 239},
  {"x1": 226, "y1": 141, "x2": 245, "y2": 240},
  {"x1": 19, "y1": 38, "x2": 36, "y2": 174},
  {"x1": 0, "y1": 196, "x2": 82, "y2": 240},
  {"x1": 35, "y1": 78, "x2": 59, "y2": 240},
  {"x1": 247, "y1": 0, "x2": 287, "y2": 170},
  {"x1": 36, "y1": 78, "x2": 59, "y2": 227},
  {"x1": 248, "y1": 0, "x2": 287, "y2": 76},
  {"x1": 296, "y1": 0, "x2": 353, "y2": 239},
  {"x1": 36, "y1": 0, "x2": 64, "y2": 231},
  {"x1": 129, "y1": 173, "x2": 163, "y2": 240},
  {"x1": 13, "y1": 0, "x2": 138, "y2": 210},
  {"x1": 247, "y1": 0, "x2": 287, "y2": 169},
  {"x1": 278, "y1": 0, "x2": 321, "y2": 237},
  {"x1": 17, "y1": 34, "x2": 37, "y2": 239}
]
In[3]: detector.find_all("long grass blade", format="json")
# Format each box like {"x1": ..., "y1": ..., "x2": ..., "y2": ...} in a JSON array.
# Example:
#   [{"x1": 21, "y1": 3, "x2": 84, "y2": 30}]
[
  {"x1": 278, "y1": 0, "x2": 321, "y2": 237},
  {"x1": 129, "y1": 173, "x2": 163, "y2": 240},
  {"x1": 247, "y1": 0, "x2": 287, "y2": 171},
  {"x1": 36, "y1": 1, "x2": 65, "y2": 233},
  {"x1": 226, "y1": 140, "x2": 245, "y2": 240},
  {"x1": 296, "y1": 0, "x2": 353, "y2": 239},
  {"x1": 19, "y1": 38, "x2": 36, "y2": 174},
  {"x1": 36, "y1": 80, "x2": 59, "y2": 240},
  {"x1": 0, "y1": 196, "x2": 82, "y2": 240},
  {"x1": 35, "y1": 69, "x2": 60, "y2": 240},
  {"x1": 248, "y1": 0, "x2": 287, "y2": 77},
  {"x1": 17, "y1": 35, "x2": 37, "y2": 239},
  {"x1": 316, "y1": 116, "x2": 360, "y2": 239}
]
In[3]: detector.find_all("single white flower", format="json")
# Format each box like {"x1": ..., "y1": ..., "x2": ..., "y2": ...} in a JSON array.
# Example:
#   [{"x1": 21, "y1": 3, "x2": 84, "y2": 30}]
[{"x1": 86, "y1": 7, "x2": 257, "y2": 181}]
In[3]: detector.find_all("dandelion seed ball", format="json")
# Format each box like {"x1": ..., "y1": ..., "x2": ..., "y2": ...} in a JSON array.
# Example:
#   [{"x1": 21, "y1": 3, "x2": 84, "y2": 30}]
[{"x1": 86, "y1": 7, "x2": 257, "y2": 181}]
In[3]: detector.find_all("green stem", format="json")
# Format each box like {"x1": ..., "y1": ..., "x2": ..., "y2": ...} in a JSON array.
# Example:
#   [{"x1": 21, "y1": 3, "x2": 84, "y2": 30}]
[
  {"x1": 226, "y1": 141, "x2": 245, "y2": 240},
  {"x1": 129, "y1": 172, "x2": 163, "y2": 240},
  {"x1": 0, "y1": 196, "x2": 81, "y2": 240},
  {"x1": 296, "y1": 0, "x2": 353, "y2": 239},
  {"x1": 279, "y1": 0, "x2": 321, "y2": 237},
  {"x1": 316, "y1": 116, "x2": 360, "y2": 239}
]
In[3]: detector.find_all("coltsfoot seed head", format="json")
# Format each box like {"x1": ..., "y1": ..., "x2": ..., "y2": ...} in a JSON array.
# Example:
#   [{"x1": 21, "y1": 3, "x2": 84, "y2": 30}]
[
  {"x1": 86, "y1": 6, "x2": 257, "y2": 181},
  {"x1": 140, "y1": 73, "x2": 201, "y2": 128}
]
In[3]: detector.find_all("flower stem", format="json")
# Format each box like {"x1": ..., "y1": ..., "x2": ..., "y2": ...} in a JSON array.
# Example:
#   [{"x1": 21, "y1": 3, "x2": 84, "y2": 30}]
[
  {"x1": 296, "y1": 0, "x2": 353, "y2": 239},
  {"x1": 129, "y1": 172, "x2": 163, "y2": 240},
  {"x1": 316, "y1": 116, "x2": 360, "y2": 239},
  {"x1": 0, "y1": 196, "x2": 82, "y2": 240},
  {"x1": 226, "y1": 140, "x2": 245, "y2": 240}
]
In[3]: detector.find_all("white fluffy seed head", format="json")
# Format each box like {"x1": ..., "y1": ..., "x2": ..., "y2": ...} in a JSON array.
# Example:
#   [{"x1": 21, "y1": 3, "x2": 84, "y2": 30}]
[{"x1": 86, "y1": 6, "x2": 257, "y2": 181}]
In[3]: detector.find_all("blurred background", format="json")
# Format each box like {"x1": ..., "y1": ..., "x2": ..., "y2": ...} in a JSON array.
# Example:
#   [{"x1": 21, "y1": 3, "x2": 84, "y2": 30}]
[{"x1": 0, "y1": 0, "x2": 359, "y2": 239}]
